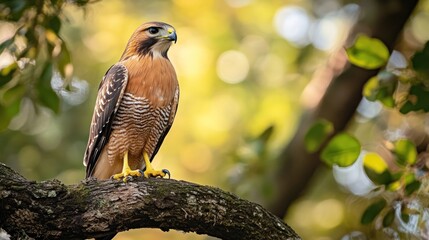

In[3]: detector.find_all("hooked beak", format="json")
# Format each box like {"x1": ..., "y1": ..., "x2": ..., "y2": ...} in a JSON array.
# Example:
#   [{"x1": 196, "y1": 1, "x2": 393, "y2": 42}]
[{"x1": 167, "y1": 31, "x2": 177, "y2": 43}]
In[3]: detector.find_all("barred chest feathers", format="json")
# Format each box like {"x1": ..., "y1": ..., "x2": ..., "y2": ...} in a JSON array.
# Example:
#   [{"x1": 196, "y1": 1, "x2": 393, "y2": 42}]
[{"x1": 107, "y1": 55, "x2": 178, "y2": 166}]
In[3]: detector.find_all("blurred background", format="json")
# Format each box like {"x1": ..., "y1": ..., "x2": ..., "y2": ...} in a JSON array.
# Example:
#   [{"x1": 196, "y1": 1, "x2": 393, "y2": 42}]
[{"x1": 1, "y1": 0, "x2": 429, "y2": 239}]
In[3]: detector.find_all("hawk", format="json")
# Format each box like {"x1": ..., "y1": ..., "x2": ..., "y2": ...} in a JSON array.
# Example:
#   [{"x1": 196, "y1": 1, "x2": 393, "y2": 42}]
[{"x1": 83, "y1": 22, "x2": 178, "y2": 180}]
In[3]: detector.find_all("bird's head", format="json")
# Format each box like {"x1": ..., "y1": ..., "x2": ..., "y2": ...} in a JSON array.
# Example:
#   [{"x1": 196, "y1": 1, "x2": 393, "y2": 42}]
[{"x1": 121, "y1": 21, "x2": 177, "y2": 60}]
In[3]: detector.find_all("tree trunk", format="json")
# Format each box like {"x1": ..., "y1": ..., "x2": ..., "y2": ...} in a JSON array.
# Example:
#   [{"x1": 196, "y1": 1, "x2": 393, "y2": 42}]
[
  {"x1": 269, "y1": 0, "x2": 419, "y2": 217},
  {"x1": 0, "y1": 163, "x2": 300, "y2": 240}
]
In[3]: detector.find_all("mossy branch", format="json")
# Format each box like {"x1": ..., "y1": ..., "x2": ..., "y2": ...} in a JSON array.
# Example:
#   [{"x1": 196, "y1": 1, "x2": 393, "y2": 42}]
[{"x1": 0, "y1": 163, "x2": 300, "y2": 240}]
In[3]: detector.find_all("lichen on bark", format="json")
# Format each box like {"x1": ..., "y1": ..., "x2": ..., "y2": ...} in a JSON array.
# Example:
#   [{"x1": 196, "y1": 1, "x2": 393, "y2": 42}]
[{"x1": 0, "y1": 163, "x2": 300, "y2": 240}]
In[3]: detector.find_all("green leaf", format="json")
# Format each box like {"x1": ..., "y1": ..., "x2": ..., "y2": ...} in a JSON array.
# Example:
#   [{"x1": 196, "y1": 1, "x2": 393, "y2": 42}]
[
  {"x1": 405, "y1": 180, "x2": 421, "y2": 196},
  {"x1": 363, "y1": 152, "x2": 393, "y2": 185},
  {"x1": 46, "y1": 15, "x2": 62, "y2": 34},
  {"x1": 0, "y1": 109, "x2": 12, "y2": 131},
  {"x1": 362, "y1": 72, "x2": 397, "y2": 107},
  {"x1": 401, "y1": 213, "x2": 410, "y2": 223},
  {"x1": 38, "y1": 87, "x2": 60, "y2": 113},
  {"x1": 361, "y1": 199, "x2": 387, "y2": 225},
  {"x1": 399, "y1": 84, "x2": 429, "y2": 114},
  {"x1": 2, "y1": 83, "x2": 26, "y2": 105},
  {"x1": 393, "y1": 139, "x2": 417, "y2": 166},
  {"x1": 363, "y1": 76, "x2": 379, "y2": 101},
  {"x1": 56, "y1": 41, "x2": 72, "y2": 81},
  {"x1": 411, "y1": 41, "x2": 429, "y2": 77},
  {"x1": 304, "y1": 119, "x2": 334, "y2": 153},
  {"x1": 36, "y1": 62, "x2": 60, "y2": 113},
  {"x1": 346, "y1": 35, "x2": 390, "y2": 69},
  {"x1": 249, "y1": 125, "x2": 275, "y2": 156},
  {"x1": 0, "y1": 97, "x2": 21, "y2": 131},
  {"x1": 383, "y1": 208, "x2": 395, "y2": 227},
  {"x1": 257, "y1": 125, "x2": 274, "y2": 142},
  {"x1": 321, "y1": 133, "x2": 361, "y2": 167},
  {"x1": 404, "y1": 173, "x2": 416, "y2": 184},
  {"x1": 39, "y1": 62, "x2": 53, "y2": 87}
]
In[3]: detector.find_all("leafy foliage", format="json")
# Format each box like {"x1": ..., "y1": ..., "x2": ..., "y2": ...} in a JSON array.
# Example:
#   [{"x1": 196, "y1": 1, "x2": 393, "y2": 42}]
[
  {"x1": 348, "y1": 35, "x2": 429, "y2": 114},
  {"x1": 308, "y1": 32, "x2": 429, "y2": 238},
  {"x1": 332, "y1": 36, "x2": 429, "y2": 232},
  {"x1": 227, "y1": 125, "x2": 277, "y2": 204},
  {"x1": 361, "y1": 199, "x2": 386, "y2": 225},
  {"x1": 1, "y1": 1, "x2": 428, "y2": 239},
  {"x1": 363, "y1": 73, "x2": 397, "y2": 108},
  {"x1": 399, "y1": 84, "x2": 429, "y2": 114},
  {"x1": 411, "y1": 41, "x2": 429, "y2": 78},
  {"x1": 346, "y1": 35, "x2": 389, "y2": 70},
  {"x1": 393, "y1": 139, "x2": 417, "y2": 166},
  {"x1": 382, "y1": 208, "x2": 395, "y2": 227},
  {"x1": 363, "y1": 152, "x2": 392, "y2": 185},
  {"x1": 0, "y1": 0, "x2": 92, "y2": 131},
  {"x1": 304, "y1": 119, "x2": 334, "y2": 153}
]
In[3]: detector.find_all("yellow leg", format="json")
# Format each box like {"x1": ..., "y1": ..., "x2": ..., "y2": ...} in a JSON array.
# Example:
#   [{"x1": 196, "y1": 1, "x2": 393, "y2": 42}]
[
  {"x1": 112, "y1": 150, "x2": 142, "y2": 182},
  {"x1": 143, "y1": 152, "x2": 170, "y2": 178}
]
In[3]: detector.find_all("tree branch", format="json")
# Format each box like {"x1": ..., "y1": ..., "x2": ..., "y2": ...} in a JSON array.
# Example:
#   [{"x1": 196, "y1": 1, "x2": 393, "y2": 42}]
[{"x1": 0, "y1": 163, "x2": 300, "y2": 240}]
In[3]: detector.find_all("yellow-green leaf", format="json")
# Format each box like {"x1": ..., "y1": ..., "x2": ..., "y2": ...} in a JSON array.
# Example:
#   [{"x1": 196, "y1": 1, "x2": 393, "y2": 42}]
[
  {"x1": 321, "y1": 133, "x2": 360, "y2": 167},
  {"x1": 364, "y1": 152, "x2": 387, "y2": 173},
  {"x1": 393, "y1": 139, "x2": 417, "y2": 166},
  {"x1": 304, "y1": 119, "x2": 334, "y2": 153},
  {"x1": 364, "y1": 152, "x2": 392, "y2": 185},
  {"x1": 363, "y1": 76, "x2": 379, "y2": 101},
  {"x1": 346, "y1": 35, "x2": 389, "y2": 70},
  {"x1": 387, "y1": 181, "x2": 401, "y2": 191}
]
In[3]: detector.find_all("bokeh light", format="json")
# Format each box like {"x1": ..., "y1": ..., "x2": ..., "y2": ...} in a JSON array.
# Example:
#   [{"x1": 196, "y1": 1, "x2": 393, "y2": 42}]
[
  {"x1": 216, "y1": 50, "x2": 249, "y2": 84},
  {"x1": 411, "y1": 11, "x2": 429, "y2": 44},
  {"x1": 225, "y1": 0, "x2": 253, "y2": 8},
  {"x1": 2, "y1": 0, "x2": 428, "y2": 239},
  {"x1": 313, "y1": 199, "x2": 345, "y2": 229},
  {"x1": 274, "y1": 6, "x2": 312, "y2": 47}
]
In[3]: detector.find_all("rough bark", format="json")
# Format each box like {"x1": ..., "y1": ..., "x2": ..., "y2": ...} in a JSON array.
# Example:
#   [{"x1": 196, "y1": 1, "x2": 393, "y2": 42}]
[
  {"x1": 0, "y1": 163, "x2": 300, "y2": 240},
  {"x1": 269, "y1": 0, "x2": 419, "y2": 217}
]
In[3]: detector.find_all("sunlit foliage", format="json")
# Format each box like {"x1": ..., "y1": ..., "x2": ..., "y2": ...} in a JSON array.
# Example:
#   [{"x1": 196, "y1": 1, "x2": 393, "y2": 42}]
[{"x1": 1, "y1": 0, "x2": 429, "y2": 239}]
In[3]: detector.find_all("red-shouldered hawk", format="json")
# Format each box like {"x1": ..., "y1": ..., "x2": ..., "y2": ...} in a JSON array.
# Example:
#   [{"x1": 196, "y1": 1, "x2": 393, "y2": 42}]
[{"x1": 83, "y1": 22, "x2": 178, "y2": 181}]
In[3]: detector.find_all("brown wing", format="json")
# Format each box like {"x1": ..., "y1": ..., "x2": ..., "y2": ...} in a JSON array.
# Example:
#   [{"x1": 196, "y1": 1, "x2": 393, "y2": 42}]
[
  {"x1": 83, "y1": 63, "x2": 128, "y2": 178},
  {"x1": 149, "y1": 87, "x2": 179, "y2": 161}
]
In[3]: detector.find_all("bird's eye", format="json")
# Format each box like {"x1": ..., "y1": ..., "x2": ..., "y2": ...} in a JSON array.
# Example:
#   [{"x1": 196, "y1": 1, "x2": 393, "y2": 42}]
[{"x1": 148, "y1": 27, "x2": 159, "y2": 35}]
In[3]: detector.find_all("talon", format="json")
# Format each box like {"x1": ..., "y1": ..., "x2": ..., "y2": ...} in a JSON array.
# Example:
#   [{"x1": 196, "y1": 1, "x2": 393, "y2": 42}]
[
  {"x1": 142, "y1": 152, "x2": 171, "y2": 179},
  {"x1": 111, "y1": 151, "x2": 142, "y2": 182},
  {"x1": 162, "y1": 169, "x2": 170, "y2": 179}
]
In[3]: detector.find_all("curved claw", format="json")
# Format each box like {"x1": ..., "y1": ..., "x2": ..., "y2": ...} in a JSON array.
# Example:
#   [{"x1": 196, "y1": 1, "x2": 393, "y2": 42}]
[
  {"x1": 124, "y1": 175, "x2": 133, "y2": 182},
  {"x1": 162, "y1": 169, "x2": 170, "y2": 179}
]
